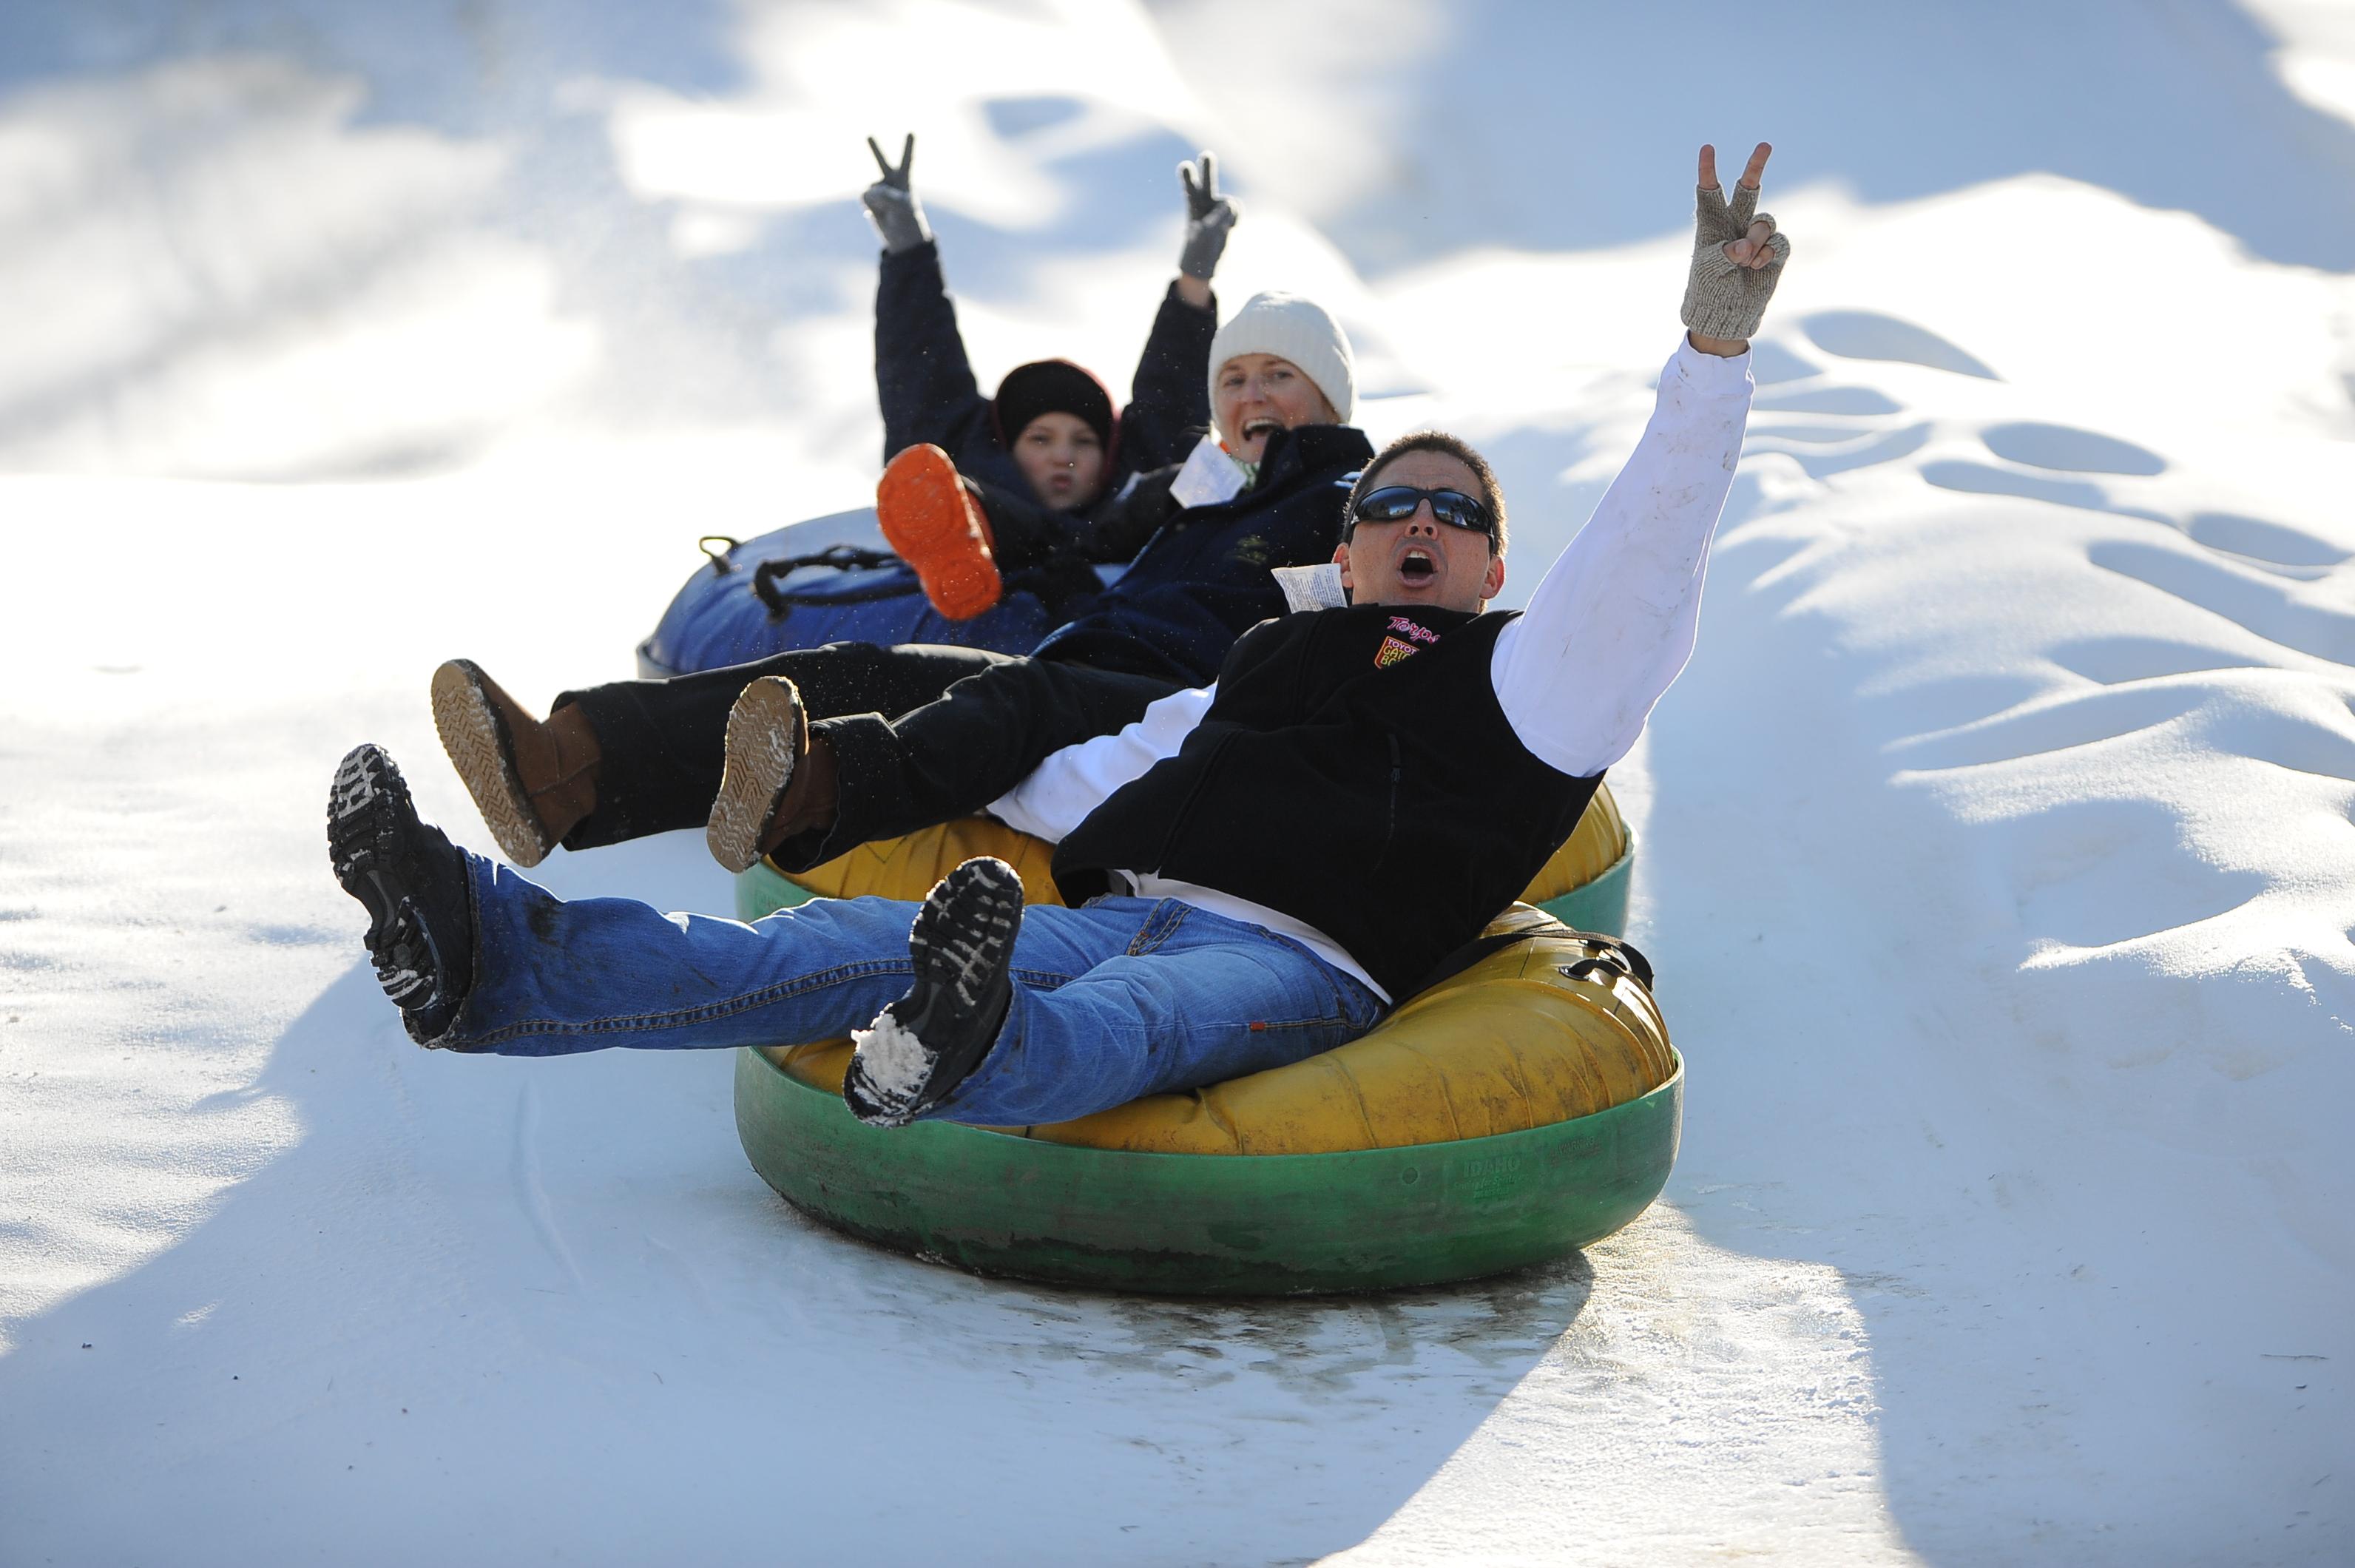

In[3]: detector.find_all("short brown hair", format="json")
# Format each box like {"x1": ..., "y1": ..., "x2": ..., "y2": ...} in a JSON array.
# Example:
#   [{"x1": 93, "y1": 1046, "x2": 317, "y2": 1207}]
[{"x1": 1344, "y1": 430, "x2": 1508, "y2": 556}]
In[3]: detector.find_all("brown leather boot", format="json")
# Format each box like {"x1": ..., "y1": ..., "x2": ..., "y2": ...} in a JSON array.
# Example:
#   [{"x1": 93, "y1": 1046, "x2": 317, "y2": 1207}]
[
  {"x1": 430, "y1": 659, "x2": 601, "y2": 868},
  {"x1": 706, "y1": 676, "x2": 841, "y2": 873},
  {"x1": 877, "y1": 443, "x2": 1001, "y2": 621}
]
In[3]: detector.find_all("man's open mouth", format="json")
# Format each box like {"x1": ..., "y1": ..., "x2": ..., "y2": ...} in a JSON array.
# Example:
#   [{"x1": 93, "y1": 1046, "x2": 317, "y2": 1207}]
[
  {"x1": 1242, "y1": 418, "x2": 1281, "y2": 442},
  {"x1": 1398, "y1": 547, "x2": 1437, "y2": 585}
]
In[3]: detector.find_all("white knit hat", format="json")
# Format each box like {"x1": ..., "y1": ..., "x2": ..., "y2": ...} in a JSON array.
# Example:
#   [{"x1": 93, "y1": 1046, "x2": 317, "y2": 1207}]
[{"x1": 1206, "y1": 291, "x2": 1356, "y2": 428}]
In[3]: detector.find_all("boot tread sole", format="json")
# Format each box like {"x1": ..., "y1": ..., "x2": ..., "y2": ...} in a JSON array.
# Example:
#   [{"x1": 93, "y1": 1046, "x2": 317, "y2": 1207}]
[
  {"x1": 431, "y1": 659, "x2": 553, "y2": 869},
  {"x1": 847, "y1": 857, "x2": 1024, "y2": 1125},
  {"x1": 877, "y1": 445, "x2": 1001, "y2": 621},
  {"x1": 707, "y1": 676, "x2": 805, "y2": 873}
]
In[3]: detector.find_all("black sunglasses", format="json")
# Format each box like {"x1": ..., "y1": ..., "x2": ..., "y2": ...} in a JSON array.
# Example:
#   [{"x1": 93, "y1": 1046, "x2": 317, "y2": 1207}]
[{"x1": 1347, "y1": 485, "x2": 1494, "y2": 536}]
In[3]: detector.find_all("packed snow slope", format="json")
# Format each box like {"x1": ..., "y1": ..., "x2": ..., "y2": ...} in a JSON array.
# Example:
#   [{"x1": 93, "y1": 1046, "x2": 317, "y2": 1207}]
[{"x1": 3, "y1": 2, "x2": 2352, "y2": 1564}]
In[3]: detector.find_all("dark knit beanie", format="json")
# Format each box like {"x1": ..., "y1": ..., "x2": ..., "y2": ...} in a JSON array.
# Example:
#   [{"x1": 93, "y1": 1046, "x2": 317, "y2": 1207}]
[{"x1": 991, "y1": 359, "x2": 1118, "y2": 455}]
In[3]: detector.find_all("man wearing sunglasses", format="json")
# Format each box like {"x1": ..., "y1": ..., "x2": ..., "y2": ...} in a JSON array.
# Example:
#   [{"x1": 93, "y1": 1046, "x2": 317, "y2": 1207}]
[{"x1": 327, "y1": 143, "x2": 1787, "y2": 1134}]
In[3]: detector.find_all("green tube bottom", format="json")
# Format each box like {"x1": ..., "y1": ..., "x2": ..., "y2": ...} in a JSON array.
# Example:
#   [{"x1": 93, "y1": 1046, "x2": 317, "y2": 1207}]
[{"x1": 734, "y1": 1047, "x2": 1682, "y2": 1297}]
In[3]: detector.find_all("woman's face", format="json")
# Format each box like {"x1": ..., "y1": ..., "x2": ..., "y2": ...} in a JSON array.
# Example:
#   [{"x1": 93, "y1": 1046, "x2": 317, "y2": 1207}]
[
  {"x1": 1212, "y1": 354, "x2": 1336, "y2": 465},
  {"x1": 1012, "y1": 411, "x2": 1108, "y2": 511}
]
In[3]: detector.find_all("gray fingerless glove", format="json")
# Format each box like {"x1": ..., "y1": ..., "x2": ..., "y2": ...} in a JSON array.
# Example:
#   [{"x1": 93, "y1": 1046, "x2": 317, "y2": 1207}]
[
  {"x1": 862, "y1": 134, "x2": 932, "y2": 255},
  {"x1": 1176, "y1": 152, "x2": 1240, "y2": 282},
  {"x1": 1680, "y1": 180, "x2": 1789, "y2": 341}
]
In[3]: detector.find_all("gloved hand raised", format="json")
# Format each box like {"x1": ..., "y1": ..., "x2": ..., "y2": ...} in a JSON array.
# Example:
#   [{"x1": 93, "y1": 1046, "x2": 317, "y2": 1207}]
[
  {"x1": 1680, "y1": 142, "x2": 1789, "y2": 345},
  {"x1": 862, "y1": 134, "x2": 932, "y2": 255},
  {"x1": 1176, "y1": 152, "x2": 1240, "y2": 282}
]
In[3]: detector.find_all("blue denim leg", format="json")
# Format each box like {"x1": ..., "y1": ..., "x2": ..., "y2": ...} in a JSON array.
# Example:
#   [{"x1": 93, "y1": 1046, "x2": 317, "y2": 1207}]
[
  {"x1": 443, "y1": 854, "x2": 1125, "y2": 1059},
  {"x1": 445, "y1": 855, "x2": 933, "y2": 1056},
  {"x1": 442, "y1": 868, "x2": 1384, "y2": 1127},
  {"x1": 933, "y1": 898, "x2": 1388, "y2": 1128}
]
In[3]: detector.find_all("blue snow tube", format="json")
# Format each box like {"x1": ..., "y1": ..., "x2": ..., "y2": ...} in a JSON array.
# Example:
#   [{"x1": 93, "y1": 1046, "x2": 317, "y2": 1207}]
[{"x1": 636, "y1": 508, "x2": 1065, "y2": 679}]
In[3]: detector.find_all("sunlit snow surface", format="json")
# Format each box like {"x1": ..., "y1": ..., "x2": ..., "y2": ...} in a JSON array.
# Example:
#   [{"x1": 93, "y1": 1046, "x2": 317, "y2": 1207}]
[{"x1": 3, "y1": 2, "x2": 2353, "y2": 1564}]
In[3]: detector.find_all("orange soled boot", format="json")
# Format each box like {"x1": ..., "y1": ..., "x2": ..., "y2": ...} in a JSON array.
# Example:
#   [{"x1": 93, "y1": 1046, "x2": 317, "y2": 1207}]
[{"x1": 877, "y1": 443, "x2": 1001, "y2": 621}]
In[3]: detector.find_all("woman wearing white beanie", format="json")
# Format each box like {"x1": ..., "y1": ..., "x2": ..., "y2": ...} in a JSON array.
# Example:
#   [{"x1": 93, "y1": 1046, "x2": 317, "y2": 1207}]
[{"x1": 1203, "y1": 290, "x2": 1356, "y2": 473}]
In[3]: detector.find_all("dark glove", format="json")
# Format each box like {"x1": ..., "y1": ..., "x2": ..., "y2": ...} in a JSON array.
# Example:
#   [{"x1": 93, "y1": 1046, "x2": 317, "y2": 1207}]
[
  {"x1": 1680, "y1": 175, "x2": 1788, "y2": 342},
  {"x1": 1176, "y1": 152, "x2": 1240, "y2": 282},
  {"x1": 862, "y1": 134, "x2": 932, "y2": 254}
]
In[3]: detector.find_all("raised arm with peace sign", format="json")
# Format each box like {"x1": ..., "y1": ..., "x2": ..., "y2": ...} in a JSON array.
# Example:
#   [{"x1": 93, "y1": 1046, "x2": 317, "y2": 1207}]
[{"x1": 1681, "y1": 141, "x2": 1789, "y2": 352}]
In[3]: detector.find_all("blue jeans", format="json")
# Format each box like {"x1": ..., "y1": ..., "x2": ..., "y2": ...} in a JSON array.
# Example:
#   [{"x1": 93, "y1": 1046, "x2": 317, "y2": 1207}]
[{"x1": 442, "y1": 856, "x2": 1388, "y2": 1126}]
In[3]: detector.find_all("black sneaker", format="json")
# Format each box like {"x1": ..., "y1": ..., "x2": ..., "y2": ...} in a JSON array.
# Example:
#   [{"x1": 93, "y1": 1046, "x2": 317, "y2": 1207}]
[
  {"x1": 328, "y1": 744, "x2": 475, "y2": 1046},
  {"x1": 842, "y1": 856, "x2": 1024, "y2": 1127}
]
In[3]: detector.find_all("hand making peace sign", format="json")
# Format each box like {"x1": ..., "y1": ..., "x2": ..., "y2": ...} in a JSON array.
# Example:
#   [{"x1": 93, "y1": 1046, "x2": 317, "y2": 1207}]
[
  {"x1": 1682, "y1": 141, "x2": 1790, "y2": 351},
  {"x1": 861, "y1": 132, "x2": 932, "y2": 255}
]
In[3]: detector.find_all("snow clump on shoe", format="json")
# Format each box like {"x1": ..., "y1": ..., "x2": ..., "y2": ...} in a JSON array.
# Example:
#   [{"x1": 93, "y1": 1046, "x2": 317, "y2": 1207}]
[{"x1": 843, "y1": 856, "x2": 1023, "y2": 1126}]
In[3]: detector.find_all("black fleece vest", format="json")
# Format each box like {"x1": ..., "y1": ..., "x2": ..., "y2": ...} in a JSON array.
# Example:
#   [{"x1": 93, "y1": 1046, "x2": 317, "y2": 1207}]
[{"x1": 1050, "y1": 604, "x2": 1602, "y2": 999}]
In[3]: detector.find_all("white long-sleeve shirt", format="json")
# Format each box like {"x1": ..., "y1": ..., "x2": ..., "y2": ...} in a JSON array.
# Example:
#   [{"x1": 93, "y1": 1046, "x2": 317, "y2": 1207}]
[{"x1": 990, "y1": 335, "x2": 1755, "y2": 996}]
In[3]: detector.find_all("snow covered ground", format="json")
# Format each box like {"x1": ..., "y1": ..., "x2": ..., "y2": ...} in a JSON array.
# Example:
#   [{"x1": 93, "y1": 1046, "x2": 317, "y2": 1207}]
[{"x1": 4, "y1": 2, "x2": 2352, "y2": 1562}]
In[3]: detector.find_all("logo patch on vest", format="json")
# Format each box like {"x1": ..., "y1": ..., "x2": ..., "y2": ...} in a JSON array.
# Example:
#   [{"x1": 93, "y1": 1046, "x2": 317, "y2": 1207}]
[{"x1": 1374, "y1": 616, "x2": 1439, "y2": 669}]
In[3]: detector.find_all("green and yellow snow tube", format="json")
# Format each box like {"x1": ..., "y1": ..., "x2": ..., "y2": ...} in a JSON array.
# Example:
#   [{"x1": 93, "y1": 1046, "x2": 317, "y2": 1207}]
[{"x1": 731, "y1": 788, "x2": 1677, "y2": 1295}]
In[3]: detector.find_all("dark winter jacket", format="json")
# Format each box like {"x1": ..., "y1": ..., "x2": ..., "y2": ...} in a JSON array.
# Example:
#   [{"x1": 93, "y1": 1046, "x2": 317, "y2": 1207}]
[
  {"x1": 1029, "y1": 423, "x2": 1375, "y2": 686},
  {"x1": 874, "y1": 240, "x2": 1214, "y2": 509},
  {"x1": 1052, "y1": 605, "x2": 1600, "y2": 1001}
]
